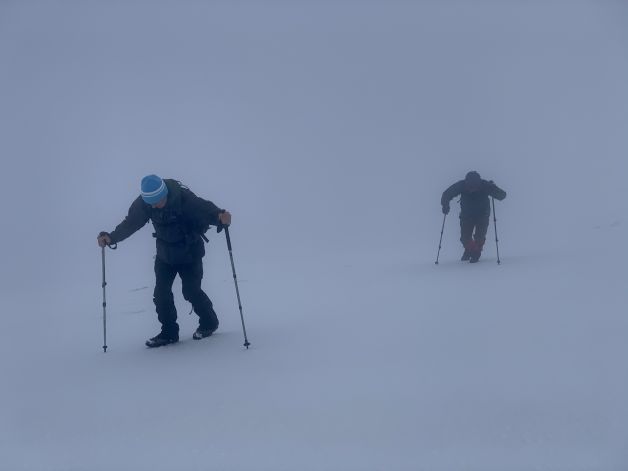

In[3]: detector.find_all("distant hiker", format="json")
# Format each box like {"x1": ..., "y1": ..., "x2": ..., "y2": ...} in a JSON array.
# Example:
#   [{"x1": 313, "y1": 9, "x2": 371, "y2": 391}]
[
  {"x1": 441, "y1": 171, "x2": 506, "y2": 263},
  {"x1": 97, "y1": 175, "x2": 231, "y2": 347}
]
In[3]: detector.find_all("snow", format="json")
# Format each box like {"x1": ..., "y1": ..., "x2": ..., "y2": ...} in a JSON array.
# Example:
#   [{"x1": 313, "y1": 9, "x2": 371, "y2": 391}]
[{"x1": 1, "y1": 1, "x2": 627, "y2": 470}]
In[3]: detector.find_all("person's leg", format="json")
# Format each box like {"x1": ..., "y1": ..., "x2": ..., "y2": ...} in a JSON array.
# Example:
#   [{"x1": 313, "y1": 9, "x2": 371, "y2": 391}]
[
  {"x1": 460, "y1": 216, "x2": 475, "y2": 260},
  {"x1": 179, "y1": 258, "x2": 219, "y2": 332},
  {"x1": 469, "y1": 215, "x2": 490, "y2": 262},
  {"x1": 153, "y1": 258, "x2": 180, "y2": 337}
]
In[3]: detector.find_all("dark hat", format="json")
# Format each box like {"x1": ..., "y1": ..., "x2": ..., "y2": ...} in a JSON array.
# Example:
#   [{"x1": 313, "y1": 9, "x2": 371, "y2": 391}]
[{"x1": 464, "y1": 171, "x2": 482, "y2": 190}]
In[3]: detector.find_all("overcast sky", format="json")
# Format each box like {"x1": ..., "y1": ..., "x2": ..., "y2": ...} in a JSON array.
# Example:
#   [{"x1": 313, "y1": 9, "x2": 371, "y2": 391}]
[{"x1": 0, "y1": 0, "x2": 626, "y2": 292}]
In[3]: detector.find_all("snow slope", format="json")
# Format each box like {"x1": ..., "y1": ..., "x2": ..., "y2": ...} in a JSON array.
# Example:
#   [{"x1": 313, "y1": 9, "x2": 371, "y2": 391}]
[{"x1": 1, "y1": 1, "x2": 627, "y2": 470}]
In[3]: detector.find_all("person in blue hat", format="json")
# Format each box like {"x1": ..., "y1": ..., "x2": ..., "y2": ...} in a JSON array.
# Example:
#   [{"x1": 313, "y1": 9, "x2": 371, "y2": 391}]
[
  {"x1": 441, "y1": 171, "x2": 506, "y2": 263},
  {"x1": 98, "y1": 175, "x2": 232, "y2": 347}
]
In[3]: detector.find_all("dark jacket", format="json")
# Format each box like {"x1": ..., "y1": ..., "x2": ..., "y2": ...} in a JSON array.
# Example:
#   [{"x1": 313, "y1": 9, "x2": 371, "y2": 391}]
[
  {"x1": 109, "y1": 180, "x2": 223, "y2": 265},
  {"x1": 441, "y1": 179, "x2": 506, "y2": 218}
]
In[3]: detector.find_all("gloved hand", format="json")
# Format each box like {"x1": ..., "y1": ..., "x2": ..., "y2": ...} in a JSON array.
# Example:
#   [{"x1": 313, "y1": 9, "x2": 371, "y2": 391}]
[
  {"x1": 219, "y1": 211, "x2": 232, "y2": 226},
  {"x1": 442, "y1": 204, "x2": 450, "y2": 215},
  {"x1": 97, "y1": 231, "x2": 112, "y2": 247},
  {"x1": 216, "y1": 210, "x2": 232, "y2": 233}
]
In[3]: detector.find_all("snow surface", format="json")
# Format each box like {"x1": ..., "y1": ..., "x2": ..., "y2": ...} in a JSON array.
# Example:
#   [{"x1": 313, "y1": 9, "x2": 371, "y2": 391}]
[{"x1": 1, "y1": 1, "x2": 627, "y2": 470}]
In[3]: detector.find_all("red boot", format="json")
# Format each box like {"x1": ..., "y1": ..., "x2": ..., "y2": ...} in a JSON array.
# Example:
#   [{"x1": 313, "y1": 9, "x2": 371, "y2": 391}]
[
  {"x1": 469, "y1": 239, "x2": 485, "y2": 263},
  {"x1": 463, "y1": 240, "x2": 477, "y2": 262}
]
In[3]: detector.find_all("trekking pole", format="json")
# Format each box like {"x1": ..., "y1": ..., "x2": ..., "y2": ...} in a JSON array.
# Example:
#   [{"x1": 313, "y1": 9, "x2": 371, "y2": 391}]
[
  {"x1": 101, "y1": 246, "x2": 108, "y2": 352},
  {"x1": 99, "y1": 234, "x2": 117, "y2": 352},
  {"x1": 491, "y1": 197, "x2": 501, "y2": 265},
  {"x1": 223, "y1": 226, "x2": 251, "y2": 349},
  {"x1": 435, "y1": 213, "x2": 447, "y2": 264}
]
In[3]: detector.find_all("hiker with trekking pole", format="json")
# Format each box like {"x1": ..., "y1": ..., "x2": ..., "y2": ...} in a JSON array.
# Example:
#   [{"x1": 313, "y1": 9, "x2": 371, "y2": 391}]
[
  {"x1": 439, "y1": 171, "x2": 506, "y2": 264},
  {"x1": 97, "y1": 174, "x2": 249, "y2": 349}
]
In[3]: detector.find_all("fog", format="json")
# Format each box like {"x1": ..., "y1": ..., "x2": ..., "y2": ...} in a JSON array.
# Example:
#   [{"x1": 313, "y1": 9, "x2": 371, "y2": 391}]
[{"x1": 1, "y1": 1, "x2": 627, "y2": 469}]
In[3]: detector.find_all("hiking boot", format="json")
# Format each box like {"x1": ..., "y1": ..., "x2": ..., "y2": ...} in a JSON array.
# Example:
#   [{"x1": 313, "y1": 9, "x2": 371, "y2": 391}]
[
  {"x1": 461, "y1": 249, "x2": 471, "y2": 261},
  {"x1": 193, "y1": 326, "x2": 215, "y2": 340},
  {"x1": 145, "y1": 331, "x2": 179, "y2": 348},
  {"x1": 469, "y1": 252, "x2": 481, "y2": 263}
]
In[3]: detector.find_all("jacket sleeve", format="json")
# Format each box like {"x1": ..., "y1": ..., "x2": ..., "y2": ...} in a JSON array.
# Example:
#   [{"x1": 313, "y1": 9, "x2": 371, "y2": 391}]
[
  {"x1": 109, "y1": 197, "x2": 151, "y2": 244},
  {"x1": 182, "y1": 189, "x2": 223, "y2": 233},
  {"x1": 487, "y1": 182, "x2": 507, "y2": 201},
  {"x1": 441, "y1": 181, "x2": 463, "y2": 206}
]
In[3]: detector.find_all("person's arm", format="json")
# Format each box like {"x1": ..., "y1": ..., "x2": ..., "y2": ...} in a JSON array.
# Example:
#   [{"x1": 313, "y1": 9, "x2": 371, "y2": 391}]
[
  {"x1": 108, "y1": 197, "x2": 151, "y2": 244},
  {"x1": 487, "y1": 181, "x2": 507, "y2": 201},
  {"x1": 182, "y1": 189, "x2": 229, "y2": 233},
  {"x1": 441, "y1": 181, "x2": 463, "y2": 213}
]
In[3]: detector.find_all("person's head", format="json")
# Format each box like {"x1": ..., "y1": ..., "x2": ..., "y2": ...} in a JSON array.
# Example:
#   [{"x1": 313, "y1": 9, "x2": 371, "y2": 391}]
[
  {"x1": 464, "y1": 171, "x2": 482, "y2": 192},
  {"x1": 141, "y1": 174, "x2": 168, "y2": 208}
]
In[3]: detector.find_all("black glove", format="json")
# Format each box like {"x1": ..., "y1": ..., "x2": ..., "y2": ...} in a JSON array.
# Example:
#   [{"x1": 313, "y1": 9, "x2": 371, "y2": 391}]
[{"x1": 442, "y1": 204, "x2": 450, "y2": 215}]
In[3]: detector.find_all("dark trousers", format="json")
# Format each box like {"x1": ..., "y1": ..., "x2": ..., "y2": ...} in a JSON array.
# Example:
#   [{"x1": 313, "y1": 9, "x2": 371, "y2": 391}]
[
  {"x1": 153, "y1": 257, "x2": 219, "y2": 335},
  {"x1": 460, "y1": 215, "x2": 489, "y2": 252}
]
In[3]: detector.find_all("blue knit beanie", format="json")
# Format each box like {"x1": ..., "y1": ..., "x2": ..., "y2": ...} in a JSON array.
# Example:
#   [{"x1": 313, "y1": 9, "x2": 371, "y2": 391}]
[{"x1": 140, "y1": 175, "x2": 168, "y2": 205}]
